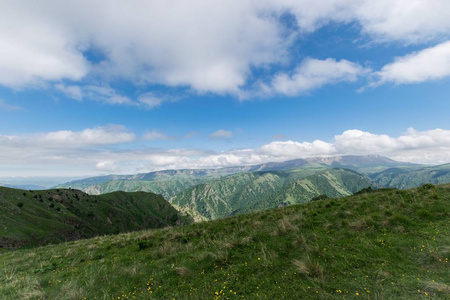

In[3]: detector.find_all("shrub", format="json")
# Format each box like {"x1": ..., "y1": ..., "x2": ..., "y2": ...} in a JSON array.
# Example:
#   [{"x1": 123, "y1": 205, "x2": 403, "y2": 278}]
[
  {"x1": 17, "y1": 203, "x2": 24, "y2": 208},
  {"x1": 421, "y1": 183, "x2": 435, "y2": 190},
  {"x1": 311, "y1": 194, "x2": 329, "y2": 201}
]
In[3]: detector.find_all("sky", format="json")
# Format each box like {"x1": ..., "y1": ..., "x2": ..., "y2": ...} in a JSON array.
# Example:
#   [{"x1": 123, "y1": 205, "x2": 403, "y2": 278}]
[{"x1": 1, "y1": 0, "x2": 450, "y2": 178}]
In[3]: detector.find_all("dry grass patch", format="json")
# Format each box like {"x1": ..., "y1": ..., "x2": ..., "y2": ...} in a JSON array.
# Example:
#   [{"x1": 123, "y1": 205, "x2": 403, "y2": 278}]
[
  {"x1": 425, "y1": 281, "x2": 450, "y2": 294},
  {"x1": 292, "y1": 259, "x2": 323, "y2": 279},
  {"x1": 292, "y1": 233, "x2": 307, "y2": 248},
  {"x1": 158, "y1": 241, "x2": 178, "y2": 258},
  {"x1": 272, "y1": 216, "x2": 298, "y2": 236}
]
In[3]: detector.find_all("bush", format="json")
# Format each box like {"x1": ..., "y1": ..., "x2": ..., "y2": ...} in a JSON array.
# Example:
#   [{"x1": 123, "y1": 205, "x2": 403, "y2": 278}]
[
  {"x1": 17, "y1": 203, "x2": 24, "y2": 208},
  {"x1": 421, "y1": 183, "x2": 435, "y2": 190},
  {"x1": 354, "y1": 187, "x2": 374, "y2": 195},
  {"x1": 311, "y1": 194, "x2": 329, "y2": 201}
]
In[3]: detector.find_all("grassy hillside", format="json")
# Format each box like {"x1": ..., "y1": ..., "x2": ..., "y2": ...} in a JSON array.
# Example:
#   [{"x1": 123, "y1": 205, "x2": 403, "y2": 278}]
[
  {"x1": 80, "y1": 178, "x2": 209, "y2": 199},
  {"x1": 370, "y1": 164, "x2": 450, "y2": 189},
  {"x1": 0, "y1": 186, "x2": 190, "y2": 249},
  {"x1": 0, "y1": 184, "x2": 448, "y2": 299},
  {"x1": 170, "y1": 168, "x2": 372, "y2": 220}
]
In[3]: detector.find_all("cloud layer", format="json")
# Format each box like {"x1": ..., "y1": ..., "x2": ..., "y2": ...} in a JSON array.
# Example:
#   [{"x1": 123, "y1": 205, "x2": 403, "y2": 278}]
[
  {"x1": 1, "y1": 126, "x2": 450, "y2": 177},
  {"x1": 1, "y1": 1, "x2": 450, "y2": 98}
]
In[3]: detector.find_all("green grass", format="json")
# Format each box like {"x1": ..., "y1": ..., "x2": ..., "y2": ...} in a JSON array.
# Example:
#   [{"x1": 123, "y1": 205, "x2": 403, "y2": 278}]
[
  {"x1": 0, "y1": 187, "x2": 190, "y2": 249},
  {"x1": 0, "y1": 184, "x2": 449, "y2": 299}
]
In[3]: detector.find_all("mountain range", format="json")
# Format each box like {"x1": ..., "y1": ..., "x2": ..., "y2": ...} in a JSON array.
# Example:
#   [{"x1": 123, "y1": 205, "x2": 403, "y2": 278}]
[{"x1": 53, "y1": 155, "x2": 450, "y2": 221}]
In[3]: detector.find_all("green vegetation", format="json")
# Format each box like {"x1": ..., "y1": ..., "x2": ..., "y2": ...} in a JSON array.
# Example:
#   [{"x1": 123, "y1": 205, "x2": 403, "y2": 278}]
[
  {"x1": 0, "y1": 183, "x2": 448, "y2": 299},
  {"x1": 75, "y1": 178, "x2": 210, "y2": 199},
  {"x1": 170, "y1": 168, "x2": 372, "y2": 220},
  {"x1": 0, "y1": 187, "x2": 190, "y2": 249},
  {"x1": 55, "y1": 155, "x2": 416, "y2": 198},
  {"x1": 370, "y1": 164, "x2": 450, "y2": 189},
  {"x1": 55, "y1": 168, "x2": 246, "y2": 198}
]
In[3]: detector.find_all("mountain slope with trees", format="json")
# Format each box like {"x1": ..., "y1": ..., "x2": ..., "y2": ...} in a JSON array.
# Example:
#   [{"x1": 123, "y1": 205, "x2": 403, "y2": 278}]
[
  {"x1": 169, "y1": 168, "x2": 372, "y2": 220},
  {"x1": 0, "y1": 186, "x2": 190, "y2": 249}
]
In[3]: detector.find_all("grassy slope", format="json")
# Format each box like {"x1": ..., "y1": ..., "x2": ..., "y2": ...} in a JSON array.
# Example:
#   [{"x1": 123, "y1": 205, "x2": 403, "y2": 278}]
[
  {"x1": 170, "y1": 168, "x2": 372, "y2": 220},
  {"x1": 0, "y1": 187, "x2": 189, "y2": 249},
  {"x1": 1, "y1": 184, "x2": 448, "y2": 299}
]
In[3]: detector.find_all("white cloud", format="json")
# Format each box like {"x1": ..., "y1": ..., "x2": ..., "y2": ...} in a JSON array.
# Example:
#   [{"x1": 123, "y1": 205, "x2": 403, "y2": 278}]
[
  {"x1": 143, "y1": 130, "x2": 175, "y2": 141},
  {"x1": 261, "y1": 128, "x2": 450, "y2": 164},
  {"x1": 1, "y1": 126, "x2": 450, "y2": 177},
  {"x1": 55, "y1": 84, "x2": 83, "y2": 101},
  {"x1": 354, "y1": 0, "x2": 450, "y2": 43},
  {"x1": 1, "y1": 1, "x2": 449, "y2": 95},
  {"x1": 55, "y1": 84, "x2": 134, "y2": 105},
  {"x1": 269, "y1": 58, "x2": 369, "y2": 96},
  {"x1": 261, "y1": 139, "x2": 336, "y2": 157},
  {"x1": 0, "y1": 125, "x2": 135, "y2": 151},
  {"x1": 375, "y1": 41, "x2": 450, "y2": 85},
  {"x1": 138, "y1": 93, "x2": 163, "y2": 109},
  {"x1": 41, "y1": 125, "x2": 135, "y2": 147},
  {"x1": 209, "y1": 130, "x2": 234, "y2": 140},
  {"x1": 277, "y1": 0, "x2": 450, "y2": 43},
  {"x1": 95, "y1": 161, "x2": 119, "y2": 173}
]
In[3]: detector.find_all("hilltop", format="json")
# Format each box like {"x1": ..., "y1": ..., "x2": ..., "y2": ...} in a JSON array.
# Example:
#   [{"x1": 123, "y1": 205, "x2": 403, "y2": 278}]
[
  {"x1": 0, "y1": 184, "x2": 448, "y2": 299},
  {"x1": 0, "y1": 186, "x2": 190, "y2": 249}
]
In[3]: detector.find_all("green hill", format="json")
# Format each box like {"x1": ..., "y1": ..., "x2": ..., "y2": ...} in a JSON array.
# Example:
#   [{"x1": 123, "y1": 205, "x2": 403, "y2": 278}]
[
  {"x1": 169, "y1": 168, "x2": 372, "y2": 220},
  {"x1": 78, "y1": 178, "x2": 209, "y2": 199},
  {"x1": 1, "y1": 184, "x2": 448, "y2": 299},
  {"x1": 0, "y1": 186, "x2": 190, "y2": 249},
  {"x1": 371, "y1": 163, "x2": 450, "y2": 189}
]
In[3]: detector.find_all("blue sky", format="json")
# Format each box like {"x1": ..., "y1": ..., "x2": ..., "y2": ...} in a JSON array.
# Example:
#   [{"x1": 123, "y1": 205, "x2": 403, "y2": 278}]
[{"x1": 1, "y1": 1, "x2": 450, "y2": 178}]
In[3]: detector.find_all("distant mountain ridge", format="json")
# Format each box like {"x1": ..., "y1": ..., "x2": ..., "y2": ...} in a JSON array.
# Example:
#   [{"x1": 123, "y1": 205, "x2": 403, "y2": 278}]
[
  {"x1": 169, "y1": 168, "x2": 372, "y2": 220},
  {"x1": 57, "y1": 155, "x2": 421, "y2": 198},
  {"x1": 370, "y1": 163, "x2": 450, "y2": 189}
]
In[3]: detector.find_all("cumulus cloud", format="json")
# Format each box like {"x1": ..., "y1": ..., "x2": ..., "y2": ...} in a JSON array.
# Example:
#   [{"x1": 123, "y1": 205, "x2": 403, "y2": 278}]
[
  {"x1": 261, "y1": 128, "x2": 450, "y2": 164},
  {"x1": 354, "y1": 0, "x2": 450, "y2": 43},
  {"x1": 1, "y1": 126, "x2": 450, "y2": 177},
  {"x1": 1, "y1": 1, "x2": 449, "y2": 95},
  {"x1": 209, "y1": 130, "x2": 234, "y2": 140},
  {"x1": 268, "y1": 58, "x2": 369, "y2": 96},
  {"x1": 261, "y1": 139, "x2": 336, "y2": 157},
  {"x1": 374, "y1": 41, "x2": 450, "y2": 85}
]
